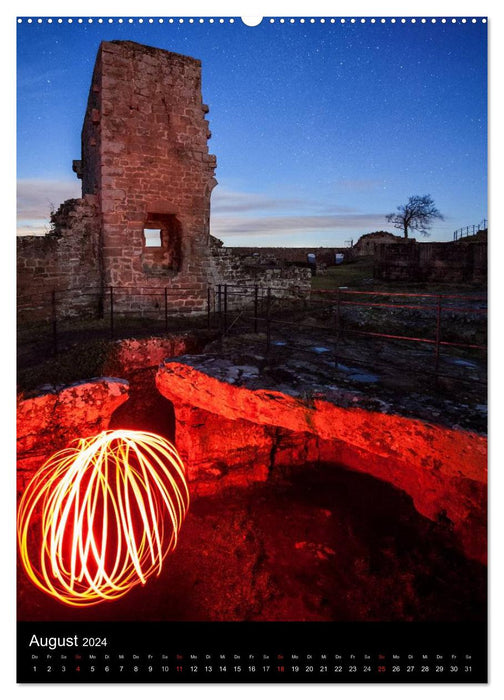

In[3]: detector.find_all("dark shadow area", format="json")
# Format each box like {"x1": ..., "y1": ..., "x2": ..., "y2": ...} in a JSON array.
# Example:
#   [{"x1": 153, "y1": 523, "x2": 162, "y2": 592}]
[{"x1": 108, "y1": 368, "x2": 176, "y2": 443}]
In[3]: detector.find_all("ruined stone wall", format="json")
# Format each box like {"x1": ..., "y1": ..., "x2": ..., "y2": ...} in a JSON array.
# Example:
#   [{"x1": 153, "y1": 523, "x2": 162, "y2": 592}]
[
  {"x1": 79, "y1": 48, "x2": 103, "y2": 196},
  {"x1": 222, "y1": 246, "x2": 352, "y2": 267},
  {"x1": 156, "y1": 359, "x2": 487, "y2": 563},
  {"x1": 80, "y1": 40, "x2": 217, "y2": 312},
  {"x1": 353, "y1": 231, "x2": 405, "y2": 256},
  {"x1": 470, "y1": 241, "x2": 488, "y2": 283},
  {"x1": 373, "y1": 241, "x2": 487, "y2": 283},
  {"x1": 17, "y1": 195, "x2": 101, "y2": 322},
  {"x1": 209, "y1": 244, "x2": 312, "y2": 302},
  {"x1": 419, "y1": 241, "x2": 488, "y2": 283}
]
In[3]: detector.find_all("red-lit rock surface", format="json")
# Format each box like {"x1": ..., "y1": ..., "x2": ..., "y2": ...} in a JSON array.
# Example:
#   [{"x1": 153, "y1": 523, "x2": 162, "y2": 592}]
[
  {"x1": 16, "y1": 334, "x2": 487, "y2": 622},
  {"x1": 16, "y1": 334, "x2": 210, "y2": 492},
  {"x1": 103, "y1": 333, "x2": 212, "y2": 374},
  {"x1": 17, "y1": 378, "x2": 129, "y2": 492},
  {"x1": 18, "y1": 464, "x2": 486, "y2": 623},
  {"x1": 156, "y1": 358, "x2": 487, "y2": 564}
]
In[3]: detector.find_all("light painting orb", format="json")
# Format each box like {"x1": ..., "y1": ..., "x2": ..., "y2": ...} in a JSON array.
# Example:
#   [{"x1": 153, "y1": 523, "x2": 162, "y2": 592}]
[{"x1": 17, "y1": 430, "x2": 190, "y2": 607}]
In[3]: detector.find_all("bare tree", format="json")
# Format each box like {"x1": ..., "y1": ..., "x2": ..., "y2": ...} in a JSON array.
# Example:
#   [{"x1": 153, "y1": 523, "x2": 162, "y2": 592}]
[{"x1": 386, "y1": 195, "x2": 444, "y2": 239}]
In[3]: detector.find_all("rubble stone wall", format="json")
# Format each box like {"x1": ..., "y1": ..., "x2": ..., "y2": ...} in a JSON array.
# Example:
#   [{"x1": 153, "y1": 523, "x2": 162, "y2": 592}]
[
  {"x1": 374, "y1": 241, "x2": 487, "y2": 283},
  {"x1": 156, "y1": 359, "x2": 487, "y2": 564},
  {"x1": 352, "y1": 231, "x2": 406, "y2": 256},
  {"x1": 222, "y1": 246, "x2": 352, "y2": 267},
  {"x1": 17, "y1": 195, "x2": 102, "y2": 322},
  {"x1": 16, "y1": 378, "x2": 129, "y2": 494},
  {"x1": 208, "y1": 244, "x2": 312, "y2": 304}
]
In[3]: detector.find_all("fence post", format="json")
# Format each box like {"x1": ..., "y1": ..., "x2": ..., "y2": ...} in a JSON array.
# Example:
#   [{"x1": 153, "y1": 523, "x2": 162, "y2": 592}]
[
  {"x1": 109, "y1": 286, "x2": 114, "y2": 339},
  {"x1": 266, "y1": 287, "x2": 271, "y2": 352},
  {"x1": 224, "y1": 284, "x2": 228, "y2": 334},
  {"x1": 51, "y1": 289, "x2": 58, "y2": 355},
  {"x1": 217, "y1": 284, "x2": 222, "y2": 332},
  {"x1": 337, "y1": 288, "x2": 343, "y2": 342},
  {"x1": 334, "y1": 288, "x2": 341, "y2": 368},
  {"x1": 207, "y1": 287, "x2": 211, "y2": 329},
  {"x1": 98, "y1": 287, "x2": 104, "y2": 319},
  {"x1": 254, "y1": 285, "x2": 259, "y2": 333},
  {"x1": 434, "y1": 294, "x2": 442, "y2": 381},
  {"x1": 164, "y1": 287, "x2": 168, "y2": 332}
]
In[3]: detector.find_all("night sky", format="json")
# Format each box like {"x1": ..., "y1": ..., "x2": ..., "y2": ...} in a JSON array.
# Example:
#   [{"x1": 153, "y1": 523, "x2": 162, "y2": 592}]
[{"x1": 17, "y1": 16, "x2": 487, "y2": 245}]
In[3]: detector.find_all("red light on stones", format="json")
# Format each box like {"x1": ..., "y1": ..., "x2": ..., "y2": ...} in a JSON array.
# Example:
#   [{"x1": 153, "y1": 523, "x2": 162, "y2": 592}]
[{"x1": 17, "y1": 430, "x2": 189, "y2": 607}]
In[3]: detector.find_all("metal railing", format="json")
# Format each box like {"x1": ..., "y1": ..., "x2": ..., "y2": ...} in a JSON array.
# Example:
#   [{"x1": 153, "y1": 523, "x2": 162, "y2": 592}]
[
  {"x1": 453, "y1": 220, "x2": 487, "y2": 241},
  {"x1": 17, "y1": 284, "x2": 213, "y2": 369},
  {"x1": 215, "y1": 285, "x2": 487, "y2": 388},
  {"x1": 17, "y1": 283, "x2": 487, "y2": 389}
]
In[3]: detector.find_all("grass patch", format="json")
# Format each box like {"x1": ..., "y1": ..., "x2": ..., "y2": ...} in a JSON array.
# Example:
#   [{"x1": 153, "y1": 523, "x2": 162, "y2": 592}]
[
  {"x1": 311, "y1": 258, "x2": 375, "y2": 289},
  {"x1": 312, "y1": 257, "x2": 487, "y2": 294}
]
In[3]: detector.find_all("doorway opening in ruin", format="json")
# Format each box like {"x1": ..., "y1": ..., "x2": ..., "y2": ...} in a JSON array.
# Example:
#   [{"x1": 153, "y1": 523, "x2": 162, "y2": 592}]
[{"x1": 142, "y1": 214, "x2": 182, "y2": 275}]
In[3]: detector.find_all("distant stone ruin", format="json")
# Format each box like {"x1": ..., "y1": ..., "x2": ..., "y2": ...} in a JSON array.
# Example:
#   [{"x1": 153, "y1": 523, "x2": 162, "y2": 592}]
[
  {"x1": 17, "y1": 40, "x2": 311, "y2": 321},
  {"x1": 352, "y1": 231, "x2": 406, "y2": 256},
  {"x1": 373, "y1": 237, "x2": 487, "y2": 283}
]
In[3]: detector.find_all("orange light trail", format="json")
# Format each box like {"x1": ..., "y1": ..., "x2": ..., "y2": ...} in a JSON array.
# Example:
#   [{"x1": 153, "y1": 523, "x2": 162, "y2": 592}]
[{"x1": 17, "y1": 430, "x2": 189, "y2": 607}]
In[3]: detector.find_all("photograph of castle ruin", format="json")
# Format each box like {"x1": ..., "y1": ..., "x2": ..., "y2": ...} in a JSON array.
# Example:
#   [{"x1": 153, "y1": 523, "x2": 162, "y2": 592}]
[{"x1": 16, "y1": 18, "x2": 487, "y2": 627}]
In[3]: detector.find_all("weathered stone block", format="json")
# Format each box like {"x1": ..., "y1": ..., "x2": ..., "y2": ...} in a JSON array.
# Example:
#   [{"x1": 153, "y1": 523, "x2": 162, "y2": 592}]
[{"x1": 157, "y1": 359, "x2": 487, "y2": 565}]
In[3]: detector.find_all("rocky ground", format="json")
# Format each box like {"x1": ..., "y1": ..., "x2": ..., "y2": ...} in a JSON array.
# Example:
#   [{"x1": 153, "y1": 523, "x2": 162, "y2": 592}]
[
  {"x1": 188, "y1": 329, "x2": 487, "y2": 435},
  {"x1": 17, "y1": 295, "x2": 487, "y2": 624},
  {"x1": 18, "y1": 461, "x2": 486, "y2": 624}
]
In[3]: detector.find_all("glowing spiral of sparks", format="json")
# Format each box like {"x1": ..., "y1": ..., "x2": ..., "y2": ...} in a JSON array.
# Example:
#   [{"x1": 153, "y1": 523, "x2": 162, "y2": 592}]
[{"x1": 17, "y1": 430, "x2": 189, "y2": 607}]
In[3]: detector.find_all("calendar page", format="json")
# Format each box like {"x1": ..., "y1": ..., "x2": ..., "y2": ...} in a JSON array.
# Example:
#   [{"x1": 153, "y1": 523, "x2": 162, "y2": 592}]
[{"x1": 16, "y1": 10, "x2": 488, "y2": 684}]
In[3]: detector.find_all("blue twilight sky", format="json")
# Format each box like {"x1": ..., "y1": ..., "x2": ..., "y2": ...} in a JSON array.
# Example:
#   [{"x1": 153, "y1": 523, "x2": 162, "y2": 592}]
[{"x1": 17, "y1": 16, "x2": 487, "y2": 246}]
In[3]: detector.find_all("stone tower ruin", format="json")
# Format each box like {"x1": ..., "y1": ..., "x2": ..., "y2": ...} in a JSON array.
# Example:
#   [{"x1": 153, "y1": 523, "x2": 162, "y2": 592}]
[
  {"x1": 18, "y1": 40, "x2": 217, "y2": 318},
  {"x1": 74, "y1": 40, "x2": 217, "y2": 309},
  {"x1": 17, "y1": 40, "x2": 311, "y2": 323}
]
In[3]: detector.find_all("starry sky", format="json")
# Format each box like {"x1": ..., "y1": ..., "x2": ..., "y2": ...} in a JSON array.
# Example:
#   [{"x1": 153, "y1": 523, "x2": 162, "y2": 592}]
[{"x1": 17, "y1": 16, "x2": 487, "y2": 246}]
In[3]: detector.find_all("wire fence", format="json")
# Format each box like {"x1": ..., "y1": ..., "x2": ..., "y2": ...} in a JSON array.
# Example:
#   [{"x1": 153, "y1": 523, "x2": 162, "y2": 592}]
[
  {"x1": 453, "y1": 220, "x2": 487, "y2": 241},
  {"x1": 17, "y1": 283, "x2": 487, "y2": 388},
  {"x1": 17, "y1": 285, "x2": 212, "y2": 369},
  {"x1": 215, "y1": 284, "x2": 487, "y2": 388}
]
